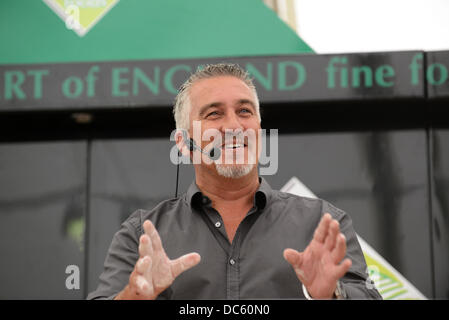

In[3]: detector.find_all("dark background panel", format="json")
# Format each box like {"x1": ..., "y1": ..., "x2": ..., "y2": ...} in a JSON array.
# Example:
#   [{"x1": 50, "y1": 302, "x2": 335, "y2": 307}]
[
  {"x1": 0, "y1": 142, "x2": 86, "y2": 299},
  {"x1": 426, "y1": 51, "x2": 449, "y2": 99},
  {"x1": 261, "y1": 130, "x2": 433, "y2": 298},
  {"x1": 0, "y1": 128, "x2": 443, "y2": 300},
  {"x1": 87, "y1": 138, "x2": 179, "y2": 295},
  {"x1": 431, "y1": 129, "x2": 449, "y2": 299},
  {"x1": 177, "y1": 162, "x2": 196, "y2": 197}
]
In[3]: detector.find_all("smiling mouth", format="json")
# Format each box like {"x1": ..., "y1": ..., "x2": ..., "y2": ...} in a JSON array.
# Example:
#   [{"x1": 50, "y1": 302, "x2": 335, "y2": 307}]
[{"x1": 222, "y1": 143, "x2": 247, "y2": 150}]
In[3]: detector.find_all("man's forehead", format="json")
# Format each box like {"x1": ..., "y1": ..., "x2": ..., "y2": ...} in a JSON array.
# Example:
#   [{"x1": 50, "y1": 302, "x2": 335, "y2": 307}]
[
  {"x1": 189, "y1": 76, "x2": 255, "y2": 109},
  {"x1": 197, "y1": 99, "x2": 256, "y2": 117},
  {"x1": 190, "y1": 75, "x2": 252, "y2": 94}
]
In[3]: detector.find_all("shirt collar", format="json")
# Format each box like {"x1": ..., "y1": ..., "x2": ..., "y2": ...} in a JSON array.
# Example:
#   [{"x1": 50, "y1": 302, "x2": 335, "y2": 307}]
[{"x1": 186, "y1": 177, "x2": 271, "y2": 210}]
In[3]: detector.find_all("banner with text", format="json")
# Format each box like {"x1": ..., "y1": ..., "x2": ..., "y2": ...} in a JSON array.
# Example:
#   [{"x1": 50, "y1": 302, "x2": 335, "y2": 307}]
[{"x1": 0, "y1": 51, "x2": 448, "y2": 112}]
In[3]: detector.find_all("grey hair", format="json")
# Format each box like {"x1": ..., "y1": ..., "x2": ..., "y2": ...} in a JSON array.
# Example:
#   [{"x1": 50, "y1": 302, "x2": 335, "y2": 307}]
[{"x1": 173, "y1": 63, "x2": 261, "y2": 131}]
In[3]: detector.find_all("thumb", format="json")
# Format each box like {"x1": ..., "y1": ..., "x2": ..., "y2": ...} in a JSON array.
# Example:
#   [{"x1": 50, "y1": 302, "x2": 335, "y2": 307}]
[
  {"x1": 170, "y1": 252, "x2": 201, "y2": 278},
  {"x1": 283, "y1": 248, "x2": 303, "y2": 268},
  {"x1": 284, "y1": 249, "x2": 308, "y2": 282}
]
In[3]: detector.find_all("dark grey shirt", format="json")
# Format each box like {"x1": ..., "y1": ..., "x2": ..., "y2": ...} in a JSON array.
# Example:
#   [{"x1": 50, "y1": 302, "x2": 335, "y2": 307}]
[{"x1": 87, "y1": 178, "x2": 382, "y2": 300}]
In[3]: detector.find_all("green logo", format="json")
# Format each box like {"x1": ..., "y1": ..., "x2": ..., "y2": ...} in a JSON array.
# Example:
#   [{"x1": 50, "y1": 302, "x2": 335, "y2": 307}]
[{"x1": 43, "y1": 0, "x2": 119, "y2": 37}]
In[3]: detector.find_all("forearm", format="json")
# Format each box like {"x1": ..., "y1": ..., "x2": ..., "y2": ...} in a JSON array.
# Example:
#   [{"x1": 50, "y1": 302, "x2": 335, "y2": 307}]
[{"x1": 114, "y1": 284, "x2": 139, "y2": 300}]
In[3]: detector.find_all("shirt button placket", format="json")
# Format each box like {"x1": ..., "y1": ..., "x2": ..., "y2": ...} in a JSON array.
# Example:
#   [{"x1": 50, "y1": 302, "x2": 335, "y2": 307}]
[{"x1": 227, "y1": 256, "x2": 239, "y2": 299}]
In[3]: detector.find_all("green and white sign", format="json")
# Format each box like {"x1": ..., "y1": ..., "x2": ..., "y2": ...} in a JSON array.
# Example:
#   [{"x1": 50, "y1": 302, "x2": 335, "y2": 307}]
[{"x1": 43, "y1": 0, "x2": 119, "y2": 37}]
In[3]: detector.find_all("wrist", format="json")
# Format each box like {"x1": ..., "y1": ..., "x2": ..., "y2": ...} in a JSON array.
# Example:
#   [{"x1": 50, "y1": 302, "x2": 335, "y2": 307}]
[
  {"x1": 334, "y1": 281, "x2": 346, "y2": 299},
  {"x1": 302, "y1": 281, "x2": 346, "y2": 300},
  {"x1": 115, "y1": 284, "x2": 145, "y2": 300},
  {"x1": 114, "y1": 285, "x2": 132, "y2": 300}
]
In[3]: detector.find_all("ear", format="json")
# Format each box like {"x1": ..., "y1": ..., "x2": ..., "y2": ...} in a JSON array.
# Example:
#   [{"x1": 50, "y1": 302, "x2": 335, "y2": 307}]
[{"x1": 175, "y1": 129, "x2": 191, "y2": 157}]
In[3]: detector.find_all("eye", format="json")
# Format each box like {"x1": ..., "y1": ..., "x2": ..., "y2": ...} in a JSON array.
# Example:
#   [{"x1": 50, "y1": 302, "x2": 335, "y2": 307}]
[
  {"x1": 205, "y1": 110, "x2": 220, "y2": 118},
  {"x1": 239, "y1": 108, "x2": 252, "y2": 115}
]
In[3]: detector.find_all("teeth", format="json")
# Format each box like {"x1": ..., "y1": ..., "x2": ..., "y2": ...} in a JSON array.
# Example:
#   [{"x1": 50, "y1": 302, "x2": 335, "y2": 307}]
[{"x1": 224, "y1": 144, "x2": 244, "y2": 149}]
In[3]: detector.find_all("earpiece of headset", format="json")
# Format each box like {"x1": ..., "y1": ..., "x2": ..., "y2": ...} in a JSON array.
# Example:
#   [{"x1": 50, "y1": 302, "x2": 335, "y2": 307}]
[
  {"x1": 179, "y1": 129, "x2": 195, "y2": 152},
  {"x1": 174, "y1": 129, "x2": 220, "y2": 198}
]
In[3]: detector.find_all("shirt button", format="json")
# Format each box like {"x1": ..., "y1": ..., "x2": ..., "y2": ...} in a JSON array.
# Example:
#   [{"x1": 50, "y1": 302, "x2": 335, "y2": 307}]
[
  {"x1": 215, "y1": 221, "x2": 221, "y2": 228},
  {"x1": 229, "y1": 259, "x2": 236, "y2": 265}
]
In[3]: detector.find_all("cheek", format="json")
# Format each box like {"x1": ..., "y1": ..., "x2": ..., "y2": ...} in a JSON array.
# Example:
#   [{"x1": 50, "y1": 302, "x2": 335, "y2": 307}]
[
  {"x1": 199, "y1": 124, "x2": 222, "y2": 147},
  {"x1": 240, "y1": 116, "x2": 259, "y2": 128},
  {"x1": 243, "y1": 121, "x2": 261, "y2": 140}
]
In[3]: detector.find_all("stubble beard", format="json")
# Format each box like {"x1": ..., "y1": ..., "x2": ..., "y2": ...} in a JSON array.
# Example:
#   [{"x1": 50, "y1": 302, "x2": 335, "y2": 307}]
[{"x1": 215, "y1": 163, "x2": 255, "y2": 179}]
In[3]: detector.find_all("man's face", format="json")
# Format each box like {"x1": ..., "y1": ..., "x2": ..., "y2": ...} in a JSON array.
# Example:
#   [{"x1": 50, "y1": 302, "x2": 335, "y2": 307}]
[{"x1": 188, "y1": 76, "x2": 261, "y2": 177}]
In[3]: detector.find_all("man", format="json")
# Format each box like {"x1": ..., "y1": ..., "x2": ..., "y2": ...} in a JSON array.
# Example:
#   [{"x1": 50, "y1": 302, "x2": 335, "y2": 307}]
[{"x1": 87, "y1": 63, "x2": 382, "y2": 300}]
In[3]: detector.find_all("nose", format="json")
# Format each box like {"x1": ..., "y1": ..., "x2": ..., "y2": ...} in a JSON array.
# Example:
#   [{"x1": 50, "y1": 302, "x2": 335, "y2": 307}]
[{"x1": 220, "y1": 111, "x2": 244, "y2": 132}]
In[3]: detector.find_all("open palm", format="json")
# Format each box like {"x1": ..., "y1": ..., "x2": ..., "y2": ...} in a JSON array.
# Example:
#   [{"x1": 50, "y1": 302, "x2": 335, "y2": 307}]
[
  {"x1": 284, "y1": 213, "x2": 352, "y2": 299},
  {"x1": 130, "y1": 220, "x2": 201, "y2": 299}
]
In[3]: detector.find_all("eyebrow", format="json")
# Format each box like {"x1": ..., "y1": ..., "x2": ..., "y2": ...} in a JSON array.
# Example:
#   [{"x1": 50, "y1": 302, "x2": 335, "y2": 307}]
[
  {"x1": 198, "y1": 99, "x2": 257, "y2": 117},
  {"x1": 198, "y1": 102, "x2": 223, "y2": 117},
  {"x1": 237, "y1": 99, "x2": 257, "y2": 111}
]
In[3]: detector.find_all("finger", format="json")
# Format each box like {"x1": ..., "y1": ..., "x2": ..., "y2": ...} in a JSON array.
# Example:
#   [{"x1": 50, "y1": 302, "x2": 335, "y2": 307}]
[
  {"x1": 136, "y1": 256, "x2": 152, "y2": 275},
  {"x1": 313, "y1": 213, "x2": 332, "y2": 243},
  {"x1": 283, "y1": 249, "x2": 307, "y2": 282},
  {"x1": 135, "y1": 274, "x2": 154, "y2": 297},
  {"x1": 139, "y1": 234, "x2": 153, "y2": 258},
  {"x1": 143, "y1": 220, "x2": 164, "y2": 254},
  {"x1": 334, "y1": 258, "x2": 352, "y2": 280},
  {"x1": 143, "y1": 219, "x2": 155, "y2": 237},
  {"x1": 324, "y1": 219, "x2": 340, "y2": 251},
  {"x1": 331, "y1": 233, "x2": 347, "y2": 264},
  {"x1": 283, "y1": 248, "x2": 303, "y2": 268},
  {"x1": 170, "y1": 252, "x2": 201, "y2": 278}
]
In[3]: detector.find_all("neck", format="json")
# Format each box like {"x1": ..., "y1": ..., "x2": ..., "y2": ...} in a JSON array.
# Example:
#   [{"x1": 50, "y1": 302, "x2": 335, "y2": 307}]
[
  {"x1": 196, "y1": 165, "x2": 259, "y2": 244},
  {"x1": 195, "y1": 165, "x2": 259, "y2": 204}
]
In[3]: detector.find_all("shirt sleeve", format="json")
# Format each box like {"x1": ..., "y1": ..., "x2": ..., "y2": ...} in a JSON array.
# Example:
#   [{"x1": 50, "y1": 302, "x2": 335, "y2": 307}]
[
  {"x1": 321, "y1": 200, "x2": 383, "y2": 300},
  {"x1": 86, "y1": 212, "x2": 141, "y2": 300}
]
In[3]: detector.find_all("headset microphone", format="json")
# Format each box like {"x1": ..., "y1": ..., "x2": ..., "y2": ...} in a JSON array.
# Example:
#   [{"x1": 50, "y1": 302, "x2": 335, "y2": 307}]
[
  {"x1": 175, "y1": 130, "x2": 221, "y2": 198},
  {"x1": 188, "y1": 138, "x2": 221, "y2": 161}
]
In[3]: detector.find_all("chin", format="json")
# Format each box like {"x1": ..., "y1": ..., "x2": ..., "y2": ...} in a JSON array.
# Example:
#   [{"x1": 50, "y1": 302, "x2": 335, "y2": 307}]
[{"x1": 215, "y1": 163, "x2": 255, "y2": 179}]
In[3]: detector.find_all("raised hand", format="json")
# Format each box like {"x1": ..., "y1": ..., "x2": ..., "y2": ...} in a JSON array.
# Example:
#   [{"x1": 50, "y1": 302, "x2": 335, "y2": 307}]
[
  {"x1": 116, "y1": 220, "x2": 201, "y2": 300},
  {"x1": 283, "y1": 213, "x2": 352, "y2": 299}
]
